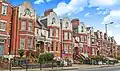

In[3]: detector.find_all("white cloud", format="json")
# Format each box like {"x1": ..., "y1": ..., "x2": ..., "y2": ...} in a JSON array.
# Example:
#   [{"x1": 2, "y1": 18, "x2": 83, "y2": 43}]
[
  {"x1": 89, "y1": 0, "x2": 120, "y2": 10},
  {"x1": 46, "y1": 0, "x2": 52, "y2": 2},
  {"x1": 90, "y1": 0, "x2": 117, "y2": 7},
  {"x1": 96, "y1": 8, "x2": 100, "y2": 10},
  {"x1": 114, "y1": 36, "x2": 120, "y2": 45},
  {"x1": 84, "y1": 12, "x2": 90, "y2": 17},
  {"x1": 53, "y1": 0, "x2": 88, "y2": 16},
  {"x1": 34, "y1": 0, "x2": 52, "y2": 4},
  {"x1": 108, "y1": 30, "x2": 113, "y2": 36},
  {"x1": 34, "y1": 0, "x2": 44, "y2": 4},
  {"x1": 97, "y1": 9, "x2": 109, "y2": 15},
  {"x1": 107, "y1": 31, "x2": 120, "y2": 45},
  {"x1": 114, "y1": 24, "x2": 120, "y2": 28},
  {"x1": 102, "y1": 10, "x2": 120, "y2": 24}
]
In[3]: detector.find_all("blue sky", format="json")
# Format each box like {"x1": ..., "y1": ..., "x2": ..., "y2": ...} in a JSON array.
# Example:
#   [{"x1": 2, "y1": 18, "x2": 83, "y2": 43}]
[{"x1": 8, "y1": 0, "x2": 120, "y2": 44}]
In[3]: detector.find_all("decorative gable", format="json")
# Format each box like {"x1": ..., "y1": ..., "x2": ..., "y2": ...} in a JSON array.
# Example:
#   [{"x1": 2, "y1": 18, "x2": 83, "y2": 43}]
[
  {"x1": 18, "y1": 2, "x2": 36, "y2": 19},
  {"x1": 62, "y1": 17, "x2": 72, "y2": 30},
  {"x1": 47, "y1": 12, "x2": 60, "y2": 27}
]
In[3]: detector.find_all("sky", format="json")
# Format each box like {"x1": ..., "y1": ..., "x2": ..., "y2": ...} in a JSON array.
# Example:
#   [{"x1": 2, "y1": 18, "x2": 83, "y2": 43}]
[{"x1": 8, "y1": 0, "x2": 120, "y2": 45}]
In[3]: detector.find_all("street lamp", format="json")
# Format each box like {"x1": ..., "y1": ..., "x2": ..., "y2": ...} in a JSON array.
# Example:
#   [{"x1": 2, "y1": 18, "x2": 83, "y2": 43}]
[
  {"x1": 105, "y1": 22, "x2": 113, "y2": 66},
  {"x1": 105, "y1": 22, "x2": 114, "y2": 35}
]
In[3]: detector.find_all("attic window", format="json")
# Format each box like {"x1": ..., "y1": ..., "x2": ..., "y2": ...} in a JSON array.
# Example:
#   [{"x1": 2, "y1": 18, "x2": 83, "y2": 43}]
[
  {"x1": 65, "y1": 22, "x2": 69, "y2": 28},
  {"x1": 81, "y1": 26, "x2": 84, "y2": 32},
  {"x1": 52, "y1": 17, "x2": 55, "y2": 24}
]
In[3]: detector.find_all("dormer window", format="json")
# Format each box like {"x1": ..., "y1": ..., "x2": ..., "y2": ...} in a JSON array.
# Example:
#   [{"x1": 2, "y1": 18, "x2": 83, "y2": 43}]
[
  {"x1": 52, "y1": 17, "x2": 55, "y2": 24},
  {"x1": 65, "y1": 22, "x2": 69, "y2": 28}
]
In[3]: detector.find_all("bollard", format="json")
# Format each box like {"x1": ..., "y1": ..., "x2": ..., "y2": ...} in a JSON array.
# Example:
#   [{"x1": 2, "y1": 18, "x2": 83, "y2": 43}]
[
  {"x1": 26, "y1": 60, "x2": 28, "y2": 71},
  {"x1": 9, "y1": 59, "x2": 11, "y2": 71}
]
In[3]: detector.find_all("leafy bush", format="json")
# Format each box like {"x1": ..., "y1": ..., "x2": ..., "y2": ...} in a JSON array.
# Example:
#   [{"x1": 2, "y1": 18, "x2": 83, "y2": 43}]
[
  {"x1": 116, "y1": 56, "x2": 120, "y2": 60},
  {"x1": 18, "y1": 49, "x2": 24, "y2": 57},
  {"x1": 38, "y1": 53, "x2": 54, "y2": 64}
]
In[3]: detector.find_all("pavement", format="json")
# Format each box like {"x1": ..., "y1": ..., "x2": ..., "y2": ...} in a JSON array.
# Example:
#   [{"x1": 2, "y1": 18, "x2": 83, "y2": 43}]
[{"x1": 1, "y1": 63, "x2": 120, "y2": 71}]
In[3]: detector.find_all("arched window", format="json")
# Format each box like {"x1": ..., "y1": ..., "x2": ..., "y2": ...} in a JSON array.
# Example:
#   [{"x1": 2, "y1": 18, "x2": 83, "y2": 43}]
[
  {"x1": 81, "y1": 26, "x2": 84, "y2": 32},
  {"x1": 52, "y1": 17, "x2": 55, "y2": 24},
  {"x1": 65, "y1": 22, "x2": 69, "y2": 28}
]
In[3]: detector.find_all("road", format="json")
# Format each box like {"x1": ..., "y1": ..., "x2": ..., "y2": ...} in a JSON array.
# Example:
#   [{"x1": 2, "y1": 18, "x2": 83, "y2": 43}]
[{"x1": 61, "y1": 66, "x2": 120, "y2": 71}]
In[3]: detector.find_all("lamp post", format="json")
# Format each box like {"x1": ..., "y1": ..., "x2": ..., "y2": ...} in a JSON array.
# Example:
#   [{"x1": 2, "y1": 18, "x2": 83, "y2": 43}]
[
  {"x1": 105, "y1": 22, "x2": 113, "y2": 66},
  {"x1": 105, "y1": 22, "x2": 114, "y2": 35}
]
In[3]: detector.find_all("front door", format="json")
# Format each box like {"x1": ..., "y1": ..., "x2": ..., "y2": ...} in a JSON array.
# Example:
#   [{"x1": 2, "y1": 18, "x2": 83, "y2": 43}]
[{"x1": 0, "y1": 43, "x2": 4, "y2": 56}]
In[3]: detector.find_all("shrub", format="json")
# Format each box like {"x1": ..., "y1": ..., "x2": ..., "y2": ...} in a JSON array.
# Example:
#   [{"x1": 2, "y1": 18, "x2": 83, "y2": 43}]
[
  {"x1": 38, "y1": 53, "x2": 54, "y2": 64},
  {"x1": 18, "y1": 49, "x2": 24, "y2": 57}
]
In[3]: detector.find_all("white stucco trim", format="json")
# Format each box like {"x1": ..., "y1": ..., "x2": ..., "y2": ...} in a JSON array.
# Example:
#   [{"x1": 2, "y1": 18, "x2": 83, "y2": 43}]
[
  {"x1": 19, "y1": 34, "x2": 34, "y2": 36},
  {"x1": 2, "y1": 3, "x2": 8, "y2": 6},
  {"x1": 0, "y1": 20, "x2": 7, "y2": 23}
]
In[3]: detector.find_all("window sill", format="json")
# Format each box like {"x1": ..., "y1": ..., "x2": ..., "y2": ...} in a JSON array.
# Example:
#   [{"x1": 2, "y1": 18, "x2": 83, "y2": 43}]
[
  {"x1": 0, "y1": 29, "x2": 6, "y2": 31},
  {"x1": 1, "y1": 14, "x2": 7, "y2": 16}
]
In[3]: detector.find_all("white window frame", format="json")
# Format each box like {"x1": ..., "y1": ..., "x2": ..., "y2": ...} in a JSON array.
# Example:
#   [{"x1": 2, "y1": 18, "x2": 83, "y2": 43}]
[
  {"x1": 20, "y1": 38, "x2": 25, "y2": 49},
  {"x1": 1, "y1": 4, "x2": 7, "y2": 15},
  {"x1": 28, "y1": 21, "x2": 32, "y2": 32},
  {"x1": 28, "y1": 38, "x2": 32, "y2": 49},
  {"x1": 0, "y1": 21, "x2": 7, "y2": 31},
  {"x1": 81, "y1": 36, "x2": 84, "y2": 42},
  {"x1": 64, "y1": 32, "x2": 68, "y2": 40},
  {"x1": 56, "y1": 29, "x2": 59, "y2": 37},
  {"x1": 64, "y1": 44, "x2": 68, "y2": 53},
  {"x1": 69, "y1": 33, "x2": 71, "y2": 40},
  {"x1": 21, "y1": 20, "x2": 26, "y2": 31},
  {"x1": 50, "y1": 28, "x2": 53, "y2": 37}
]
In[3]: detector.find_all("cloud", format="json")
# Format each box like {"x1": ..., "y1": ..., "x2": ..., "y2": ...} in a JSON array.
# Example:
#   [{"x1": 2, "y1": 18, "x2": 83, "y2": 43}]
[
  {"x1": 107, "y1": 31, "x2": 120, "y2": 45},
  {"x1": 89, "y1": 0, "x2": 120, "y2": 9},
  {"x1": 34, "y1": 0, "x2": 52, "y2": 4},
  {"x1": 53, "y1": 0, "x2": 88, "y2": 16},
  {"x1": 101, "y1": 10, "x2": 120, "y2": 24},
  {"x1": 114, "y1": 24, "x2": 120, "y2": 28},
  {"x1": 84, "y1": 12, "x2": 90, "y2": 17},
  {"x1": 97, "y1": 9, "x2": 109, "y2": 15},
  {"x1": 114, "y1": 36, "x2": 120, "y2": 45},
  {"x1": 96, "y1": 8, "x2": 100, "y2": 10}
]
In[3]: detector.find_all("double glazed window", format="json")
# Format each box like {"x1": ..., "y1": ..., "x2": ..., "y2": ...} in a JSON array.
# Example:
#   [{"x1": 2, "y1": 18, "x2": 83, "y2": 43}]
[
  {"x1": 20, "y1": 38, "x2": 25, "y2": 49},
  {"x1": 0, "y1": 22, "x2": 6, "y2": 30},
  {"x1": 1, "y1": 5, "x2": 7, "y2": 15}
]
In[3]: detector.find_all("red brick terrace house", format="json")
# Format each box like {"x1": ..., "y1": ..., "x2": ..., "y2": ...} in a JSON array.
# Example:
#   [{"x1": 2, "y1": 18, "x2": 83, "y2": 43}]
[
  {"x1": 60, "y1": 17, "x2": 73, "y2": 60},
  {"x1": 0, "y1": 0, "x2": 12, "y2": 56},
  {"x1": 86, "y1": 27, "x2": 97, "y2": 56},
  {"x1": 11, "y1": 1, "x2": 36, "y2": 56},
  {"x1": 72, "y1": 19, "x2": 88, "y2": 63},
  {"x1": 38, "y1": 9, "x2": 61, "y2": 58}
]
